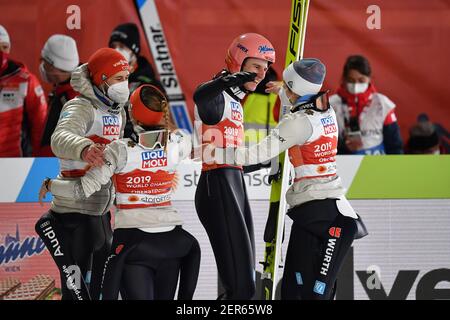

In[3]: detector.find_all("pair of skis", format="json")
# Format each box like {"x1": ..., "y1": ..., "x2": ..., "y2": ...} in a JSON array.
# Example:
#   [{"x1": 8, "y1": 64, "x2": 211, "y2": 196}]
[
  {"x1": 136, "y1": 0, "x2": 194, "y2": 137},
  {"x1": 260, "y1": 0, "x2": 311, "y2": 300}
]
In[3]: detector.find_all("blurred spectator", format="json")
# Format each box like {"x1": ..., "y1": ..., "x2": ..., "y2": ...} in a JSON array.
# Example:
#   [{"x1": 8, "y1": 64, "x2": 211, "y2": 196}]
[
  {"x1": 406, "y1": 114, "x2": 449, "y2": 154},
  {"x1": 108, "y1": 23, "x2": 165, "y2": 138},
  {"x1": 330, "y1": 55, "x2": 403, "y2": 155},
  {"x1": 0, "y1": 24, "x2": 48, "y2": 157},
  {"x1": 39, "y1": 34, "x2": 80, "y2": 156}
]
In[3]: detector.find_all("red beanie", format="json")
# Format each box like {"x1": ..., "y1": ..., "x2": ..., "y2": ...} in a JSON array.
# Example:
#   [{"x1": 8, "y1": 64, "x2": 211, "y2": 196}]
[{"x1": 87, "y1": 48, "x2": 129, "y2": 86}]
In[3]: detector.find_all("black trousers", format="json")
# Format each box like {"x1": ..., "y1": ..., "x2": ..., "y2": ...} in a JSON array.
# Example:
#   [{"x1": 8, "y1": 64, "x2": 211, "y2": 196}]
[
  {"x1": 195, "y1": 168, "x2": 256, "y2": 299},
  {"x1": 35, "y1": 210, "x2": 112, "y2": 300},
  {"x1": 101, "y1": 226, "x2": 200, "y2": 300},
  {"x1": 281, "y1": 199, "x2": 358, "y2": 300}
]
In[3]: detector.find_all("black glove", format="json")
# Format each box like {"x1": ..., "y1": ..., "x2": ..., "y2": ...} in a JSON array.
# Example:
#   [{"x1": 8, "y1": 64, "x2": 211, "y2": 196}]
[
  {"x1": 268, "y1": 162, "x2": 282, "y2": 184},
  {"x1": 221, "y1": 71, "x2": 257, "y2": 88}
]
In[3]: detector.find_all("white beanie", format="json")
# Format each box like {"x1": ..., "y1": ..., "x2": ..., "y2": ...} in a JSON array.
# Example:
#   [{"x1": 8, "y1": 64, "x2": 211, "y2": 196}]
[
  {"x1": 41, "y1": 34, "x2": 79, "y2": 72},
  {"x1": 0, "y1": 25, "x2": 10, "y2": 46},
  {"x1": 283, "y1": 58, "x2": 326, "y2": 96}
]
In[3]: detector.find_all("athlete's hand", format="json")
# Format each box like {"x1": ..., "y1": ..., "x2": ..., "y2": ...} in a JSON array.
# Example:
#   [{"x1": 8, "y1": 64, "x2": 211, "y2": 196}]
[
  {"x1": 81, "y1": 144, "x2": 105, "y2": 167},
  {"x1": 268, "y1": 161, "x2": 282, "y2": 184},
  {"x1": 265, "y1": 81, "x2": 283, "y2": 94},
  {"x1": 191, "y1": 143, "x2": 209, "y2": 161},
  {"x1": 38, "y1": 178, "x2": 52, "y2": 206},
  {"x1": 202, "y1": 143, "x2": 216, "y2": 164},
  {"x1": 222, "y1": 71, "x2": 257, "y2": 87}
]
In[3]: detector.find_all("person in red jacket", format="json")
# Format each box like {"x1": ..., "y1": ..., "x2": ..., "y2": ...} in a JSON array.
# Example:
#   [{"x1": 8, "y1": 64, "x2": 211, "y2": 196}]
[
  {"x1": 0, "y1": 24, "x2": 48, "y2": 157},
  {"x1": 39, "y1": 34, "x2": 80, "y2": 156}
]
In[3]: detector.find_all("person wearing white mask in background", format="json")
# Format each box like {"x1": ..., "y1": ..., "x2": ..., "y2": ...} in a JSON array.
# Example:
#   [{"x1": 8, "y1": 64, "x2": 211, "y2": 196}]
[
  {"x1": 0, "y1": 24, "x2": 48, "y2": 157},
  {"x1": 35, "y1": 48, "x2": 129, "y2": 300},
  {"x1": 39, "y1": 34, "x2": 80, "y2": 156},
  {"x1": 108, "y1": 23, "x2": 166, "y2": 138},
  {"x1": 329, "y1": 55, "x2": 403, "y2": 155}
]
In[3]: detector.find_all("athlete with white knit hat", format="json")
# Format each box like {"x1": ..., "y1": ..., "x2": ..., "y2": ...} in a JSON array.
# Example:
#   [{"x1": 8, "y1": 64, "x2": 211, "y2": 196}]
[{"x1": 213, "y1": 58, "x2": 368, "y2": 300}]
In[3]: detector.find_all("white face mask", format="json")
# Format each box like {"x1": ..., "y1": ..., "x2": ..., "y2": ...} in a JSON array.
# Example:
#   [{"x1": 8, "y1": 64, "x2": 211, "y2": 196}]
[
  {"x1": 346, "y1": 82, "x2": 369, "y2": 94},
  {"x1": 39, "y1": 61, "x2": 50, "y2": 83},
  {"x1": 115, "y1": 47, "x2": 132, "y2": 63},
  {"x1": 106, "y1": 80, "x2": 130, "y2": 104}
]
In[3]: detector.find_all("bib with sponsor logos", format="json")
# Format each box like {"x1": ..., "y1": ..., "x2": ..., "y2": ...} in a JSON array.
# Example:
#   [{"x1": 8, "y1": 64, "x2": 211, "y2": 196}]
[
  {"x1": 195, "y1": 91, "x2": 244, "y2": 171},
  {"x1": 289, "y1": 108, "x2": 338, "y2": 181},
  {"x1": 113, "y1": 142, "x2": 176, "y2": 209},
  {"x1": 60, "y1": 108, "x2": 122, "y2": 177},
  {"x1": 0, "y1": 79, "x2": 28, "y2": 114}
]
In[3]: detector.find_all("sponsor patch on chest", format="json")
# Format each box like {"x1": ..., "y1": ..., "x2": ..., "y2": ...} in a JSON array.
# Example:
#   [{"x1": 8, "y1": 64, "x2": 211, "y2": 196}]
[
  {"x1": 141, "y1": 149, "x2": 167, "y2": 168},
  {"x1": 102, "y1": 115, "x2": 120, "y2": 136},
  {"x1": 0, "y1": 90, "x2": 20, "y2": 110},
  {"x1": 321, "y1": 116, "x2": 337, "y2": 134},
  {"x1": 230, "y1": 101, "x2": 242, "y2": 121}
]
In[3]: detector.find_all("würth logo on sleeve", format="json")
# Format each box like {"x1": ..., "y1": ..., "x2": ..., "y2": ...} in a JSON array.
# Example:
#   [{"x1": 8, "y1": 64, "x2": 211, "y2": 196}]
[
  {"x1": 329, "y1": 227, "x2": 341, "y2": 238},
  {"x1": 102, "y1": 116, "x2": 120, "y2": 136},
  {"x1": 230, "y1": 101, "x2": 242, "y2": 121},
  {"x1": 320, "y1": 231, "x2": 340, "y2": 277},
  {"x1": 115, "y1": 244, "x2": 124, "y2": 255},
  {"x1": 141, "y1": 150, "x2": 167, "y2": 168},
  {"x1": 321, "y1": 116, "x2": 337, "y2": 134}
]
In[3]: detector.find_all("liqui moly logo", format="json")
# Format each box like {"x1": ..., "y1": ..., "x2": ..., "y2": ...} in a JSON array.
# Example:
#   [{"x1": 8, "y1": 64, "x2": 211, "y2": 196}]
[
  {"x1": 103, "y1": 116, "x2": 120, "y2": 136},
  {"x1": 321, "y1": 116, "x2": 337, "y2": 134},
  {"x1": 230, "y1": 101, "x2": 242, "y2": 121},
  {"x1": 141, "y1": 150, "x2": 167, "y2": 168}
]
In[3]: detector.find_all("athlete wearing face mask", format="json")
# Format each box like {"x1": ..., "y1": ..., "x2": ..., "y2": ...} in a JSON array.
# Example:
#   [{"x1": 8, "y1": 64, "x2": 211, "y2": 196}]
[
  {"x1": 329, "y1": 55, "x2": 403, "y2": 155},
  {"x1": 39, "y1": 85, "x2": 200, "y2": 300},
  {"x1": 35, "y1": 48, "x2": 129, "y2": 300},
  {"x1": 108, "y1": 22, "x2": 166, "y2": 138},
  {"x1": 88, "y1": 49, "x2": 130, "y2": 107}
]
